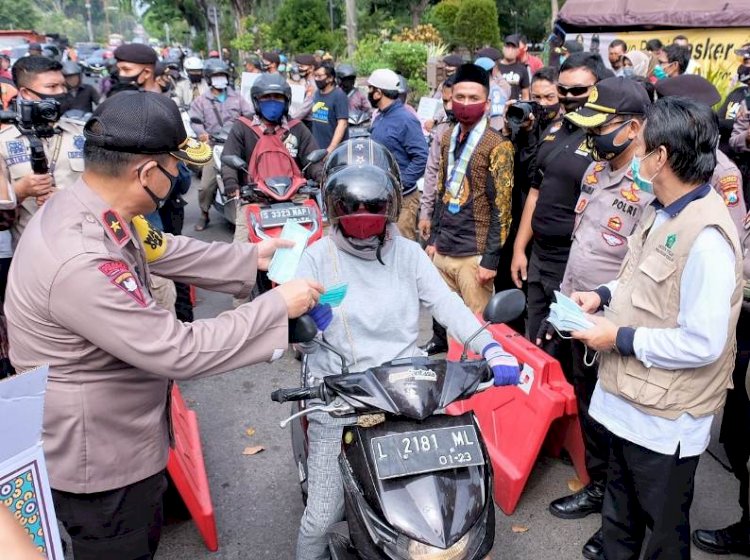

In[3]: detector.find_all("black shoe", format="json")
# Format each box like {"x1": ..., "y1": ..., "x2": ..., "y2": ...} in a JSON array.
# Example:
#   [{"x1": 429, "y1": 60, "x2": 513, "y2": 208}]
[
  {"x1": 548, "y1": 482, "x2": 605, "y2": 520},
  {"x1": 420, "y1": 337, "x2": 448, "y2": 356},
  {"x1": 582, "y1": 529, "x2": 604, "y2": 560},
  {"x1": 692, "y1": 521, "x2": 750, "y2": 556}
]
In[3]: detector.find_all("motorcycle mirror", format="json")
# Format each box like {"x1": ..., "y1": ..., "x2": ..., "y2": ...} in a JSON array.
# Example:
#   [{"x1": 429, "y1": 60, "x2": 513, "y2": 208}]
[
  {"x1": 483, "y1": 289, "x2": 526, "y2": 324},
  {"x1": 288, "y1": 315, "x2": 318, "y2": 344},
  {"x1": 190, "y1": 116, "x2": 204, "y2": 125},
  {"x1": 221, "y1": 154, "x2": 248, "y2": 172},
  {"x1": 306, "y1": 149, "x2": 328, "y2": 165}
]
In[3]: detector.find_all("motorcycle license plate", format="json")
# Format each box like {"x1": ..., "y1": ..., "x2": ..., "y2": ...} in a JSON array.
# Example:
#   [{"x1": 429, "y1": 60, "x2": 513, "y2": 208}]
[
  {"x1": 259, "y1": 206, "x2": 313, "y2": 227},
  {"x1": 370, "y1": 425, "x2": 483, "y2": 480}
]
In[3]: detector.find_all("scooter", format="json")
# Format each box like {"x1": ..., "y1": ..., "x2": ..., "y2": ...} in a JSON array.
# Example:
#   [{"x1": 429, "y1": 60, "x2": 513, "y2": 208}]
[
  {"x1": 273, "y1": 289, "x2": 526, "y2": 560},
  {"x1": 209, "y1": 122, "x2": 238, "y2": 224}
]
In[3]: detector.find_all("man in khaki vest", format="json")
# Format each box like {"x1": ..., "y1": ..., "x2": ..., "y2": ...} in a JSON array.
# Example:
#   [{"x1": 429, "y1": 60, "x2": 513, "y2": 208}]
[{"x1": 571, "y1": 97, "x2": 743, "y2": 560}]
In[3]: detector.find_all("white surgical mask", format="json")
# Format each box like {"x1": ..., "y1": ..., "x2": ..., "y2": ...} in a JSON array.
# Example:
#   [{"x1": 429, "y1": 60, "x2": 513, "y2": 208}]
[{"x1": 212, "y1": 76, "x2": 228, "y2": 90}]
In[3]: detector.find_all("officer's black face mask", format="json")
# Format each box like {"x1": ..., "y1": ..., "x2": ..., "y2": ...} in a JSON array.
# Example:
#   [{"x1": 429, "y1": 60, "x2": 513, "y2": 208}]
[
  {"x1": 586, "y1": 120, "x2": 634, "y2": 161},
  {"x1": 140, "y1": 162, "x2": 179, "y2": 210},
  {"x1": 560, "y1": 94, "x2": 588, "y2": 114}
]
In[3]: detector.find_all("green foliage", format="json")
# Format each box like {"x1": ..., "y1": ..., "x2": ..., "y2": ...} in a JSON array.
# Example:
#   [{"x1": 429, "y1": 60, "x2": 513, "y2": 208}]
[
  {"x1": 496, "y1": 0, "x2": 552, "y2": 44},
  {"x1": 38, "y1": 11, "x2": 87, "y2": 42},
  {"x1": 453, "y1": 0, "x2": 499, "y2": 53},
  {"x1": 0, "y1": 0, "x2": 41, "y2": 29},
  {"x1": 427, "y1": 0, "x2": 460, "y2": 48},
  {"x1": 381, "y1": 41, "x2": 428, "y2": 78},
  {"x1": 269, "y1": 0, "x2": 343, "y2": 55},
  {"x1": 353, "y1": 35, "x2": 389, "y2": 75},
  {"x1": 231, "y1": 15, "x2": 279, "y2": 52}
]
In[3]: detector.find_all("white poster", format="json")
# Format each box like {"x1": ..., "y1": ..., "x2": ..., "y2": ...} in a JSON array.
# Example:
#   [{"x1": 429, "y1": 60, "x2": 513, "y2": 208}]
[{"x1": 239, "y1": 72, "x2": 261, "y2": 104}]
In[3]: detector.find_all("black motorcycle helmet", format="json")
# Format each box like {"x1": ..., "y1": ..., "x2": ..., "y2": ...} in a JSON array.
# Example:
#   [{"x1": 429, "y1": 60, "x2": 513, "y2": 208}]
[
  {"x1": 325, "y1": 164, "x2": 401, "y2": 250},
  {"x1": 61, "y1": 61, "x2": 82, "y2": 76},
  {"x1": 323, "y1": 138, "x2": 401, "y2": 186},
  {"x1": 250, "y1": 73, "x2": 292, "y2": 120},
  {"x1": 203, "y1": 60, "x2": 230, "y2": 85},
  {"x1": 336, "y1": 64, "x2": 356, "y2": 80}
]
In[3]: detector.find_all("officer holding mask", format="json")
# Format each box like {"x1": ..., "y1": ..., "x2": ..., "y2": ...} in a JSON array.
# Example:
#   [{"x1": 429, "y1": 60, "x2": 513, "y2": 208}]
[{"x1": 0, "y1": 56, "x2": 85, "y2": 237}]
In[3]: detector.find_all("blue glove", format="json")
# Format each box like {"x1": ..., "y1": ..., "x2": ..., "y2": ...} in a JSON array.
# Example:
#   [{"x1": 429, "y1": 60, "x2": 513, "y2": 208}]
[
  {"x1": 307, "y1": 303, "x2": 333, "y2": 331},
  {"x1": 482, "y1": 343, "x2": 521, "y2": 386}
]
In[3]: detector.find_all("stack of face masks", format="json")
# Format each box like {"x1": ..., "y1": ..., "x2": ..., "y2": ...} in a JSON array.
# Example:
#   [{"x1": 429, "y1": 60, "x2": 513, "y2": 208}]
[
  {"x1": 548, "y1": 291, "x2": 594, "y2": 332},
  {"x1": 319, "y1": 282, "x2": 348, "y2": 307},
  {"x1": 267, "y1": 221, "x2": 313, "y2": 284}
]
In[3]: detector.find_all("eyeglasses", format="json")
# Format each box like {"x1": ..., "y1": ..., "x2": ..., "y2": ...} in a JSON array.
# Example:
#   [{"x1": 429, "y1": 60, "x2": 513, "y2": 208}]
[{"x1": 556, "y1": 84, "x2": 592, "y2": 97}]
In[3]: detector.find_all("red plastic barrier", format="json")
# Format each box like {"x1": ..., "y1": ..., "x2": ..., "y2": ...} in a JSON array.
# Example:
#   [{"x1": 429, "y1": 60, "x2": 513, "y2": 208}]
[
  {"x1": 167, "y1": 384, "x2": 219, "y2": 551},
  {"x1": 446, "y1": 323, "x2": 589, "y2": 515}
]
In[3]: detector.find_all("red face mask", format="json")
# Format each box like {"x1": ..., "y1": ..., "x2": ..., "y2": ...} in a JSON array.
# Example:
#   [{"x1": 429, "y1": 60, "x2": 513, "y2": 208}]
[
  {"x1": 339, "y1": 214, "x2": 387, "y2": 239},
  {"x1": 453, "y1": 101, "x2": 486, "y2": 126}
]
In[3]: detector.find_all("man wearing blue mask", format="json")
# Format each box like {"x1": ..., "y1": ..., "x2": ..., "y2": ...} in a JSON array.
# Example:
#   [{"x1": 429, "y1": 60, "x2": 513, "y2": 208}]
[
  {"x1": 572, "y1": 97, "x2": 743, "y2": 560},
  {"x1": 190, "y1": 60, "x2": 253, "y2": 231},
  {"x1": 542, "y1": 76, "x2": 652, "y2": 560},
  {"x1": 221, "y1": 73, "x2": 324, "y2": 304}
]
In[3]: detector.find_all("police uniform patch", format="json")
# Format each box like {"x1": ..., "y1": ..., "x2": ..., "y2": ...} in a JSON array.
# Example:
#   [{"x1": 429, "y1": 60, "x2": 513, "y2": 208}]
[
  {"x1": 607, "y1": 216, "x2": 622, "y2": 231},
  {"x1": 98, "y1": 261, "x2": 147, "y2": 307},
  {"x1": 593, "y1": 162, "x2": 606, "y2": 173},
  {"x1": 585, "y1": 172, "x2": 598, "y2": 186},
  {"x1": 719, "y1": 175, "x2": 740, "y2": 207},
  {"x1": 574, "y1": 140, "x2": 592, "y2": 157},
  {"x1": 620, "y1": 185, "x2": 640, "y2": 203},
  {"x1": 6, "y1": 140, "x2": 25, "y2": 156},
  {"x1": 102, "y1": 209, "x2": 130, "y2": 247},
  {"x1": 74, "y1": 135, "x2": 85, "y2": 150},
  {"x1": 132, "y1": 215, "x2": 167, "y2": 263},
  {"x1": 601, "y1": 232, "x2": 625, "y2": 247},
  {"x1": 575, "y1": 198, "x2": 588, "y2": 213}
]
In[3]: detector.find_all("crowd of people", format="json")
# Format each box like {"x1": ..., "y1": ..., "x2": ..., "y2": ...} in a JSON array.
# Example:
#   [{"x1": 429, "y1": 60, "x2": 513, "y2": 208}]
[{"x1": 0, "y1": 31, "x2": 750, "y2": 560}]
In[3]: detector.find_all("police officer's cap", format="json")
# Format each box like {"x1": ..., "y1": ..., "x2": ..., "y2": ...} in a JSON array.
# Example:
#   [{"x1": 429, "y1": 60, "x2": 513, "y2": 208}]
[
  {"x1": 443, "y1": 54, "x2": 464, "y2": 67},
  {"x1": 565, "y1": 76, "x2": 650, "y2": 129},
  {"x1": 295, "y1": 54, "x2": 316, "y2": 66},
  {"x1": 475, "y1": 47, "x2": 501, "y2": 62},
  {"x1": 654, "y1": 74, "x2": 721, "y2": 107},
  {"x1": 84, "y1": 91, "x2": 213, "y2": 166},
  {"x1": 453, "y1": 63, "x2": 490, "y2": 90},
  {"x1": 114, "y1": 43, "x2": 158, "y2": 66}
]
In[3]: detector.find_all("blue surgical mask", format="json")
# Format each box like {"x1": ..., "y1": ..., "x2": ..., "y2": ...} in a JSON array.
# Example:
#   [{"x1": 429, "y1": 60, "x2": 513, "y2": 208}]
[
  {"x1": 259, "y1": 99, "x2": 285, "y2": 123},
  {"x1": 631, "y1": 151, "x2": 657, "y2": 194}
]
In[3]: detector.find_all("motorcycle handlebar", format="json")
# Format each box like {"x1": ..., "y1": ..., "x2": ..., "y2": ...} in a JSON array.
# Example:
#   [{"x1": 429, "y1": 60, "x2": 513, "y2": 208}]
[{"x1": 271, "y1": 386, "x2": 323, "y2": 403}]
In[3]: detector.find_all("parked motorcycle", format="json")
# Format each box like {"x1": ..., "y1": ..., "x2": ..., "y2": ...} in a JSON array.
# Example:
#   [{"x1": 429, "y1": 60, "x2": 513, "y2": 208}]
[
  {"x1": 273, "y1": 289, "x2": 527, "y2": 560},
  {"x1": 208, "y1": 122, "x2": 236, "y2": 224}
]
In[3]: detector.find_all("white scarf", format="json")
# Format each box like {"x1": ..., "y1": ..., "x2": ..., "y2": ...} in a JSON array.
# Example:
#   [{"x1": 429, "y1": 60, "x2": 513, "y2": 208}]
[{"x1": 446, "y1": 118, "x2": 487, "y2": 199}]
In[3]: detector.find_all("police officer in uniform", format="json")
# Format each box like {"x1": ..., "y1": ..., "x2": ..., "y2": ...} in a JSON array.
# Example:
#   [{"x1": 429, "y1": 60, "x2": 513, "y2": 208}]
[
  {"x1": 5, "y1": 91, "x2": 324, "y2": 560},
  {"x1": 0, "y1": 56, "x2": 85, "y2": 237},
  {"x1": 547, "y1": 77, "x2": 653, "y2": 560},
  {"x1": 510, "y1": 52, "x2": 606, "y2": 347}
]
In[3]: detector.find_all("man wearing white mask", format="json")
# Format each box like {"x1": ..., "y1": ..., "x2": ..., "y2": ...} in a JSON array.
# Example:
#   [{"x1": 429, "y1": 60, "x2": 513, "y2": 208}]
[{"x1": 189, "y1": 60, "x2": 253, "y2": 231}]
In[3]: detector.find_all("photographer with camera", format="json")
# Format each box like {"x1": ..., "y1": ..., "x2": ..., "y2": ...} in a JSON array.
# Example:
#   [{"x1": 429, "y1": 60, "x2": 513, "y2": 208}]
[
  {"x1": 494, "y1": 67, "x2": 562, "y2": 307},
  {"x1": 0, "y1": 56, "x2": 85, "y2": 236}
]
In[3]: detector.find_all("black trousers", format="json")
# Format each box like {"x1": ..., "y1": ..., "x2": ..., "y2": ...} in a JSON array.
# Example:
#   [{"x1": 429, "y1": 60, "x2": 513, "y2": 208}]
[
  {"x1": 569, "y1": 340, "x2": 611, "y2": 485},
  {"x1": 526, "y1": 249, "x2": 568, "y2": 343},
  {"x1": 52, "y1": 470, "x2": 167, "y2": 560},
  {"x1": 720, "y1": 307, "x2": 750, "y2": 522},
  {"x1": 602, "y1": 435, "x2": 699, "y2": 560}
]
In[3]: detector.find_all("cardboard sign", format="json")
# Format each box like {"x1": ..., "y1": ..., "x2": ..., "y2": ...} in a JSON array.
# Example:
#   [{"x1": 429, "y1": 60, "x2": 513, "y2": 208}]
[
  {"x1": 416, "y1": 96, "x2": 441, "y2": 124},
  {"x1": 239, "y1": 72, "x2": 261, "y2": 104},
  {"x1": 0, "y1": 366, "x2": 64, "y2": 558}
]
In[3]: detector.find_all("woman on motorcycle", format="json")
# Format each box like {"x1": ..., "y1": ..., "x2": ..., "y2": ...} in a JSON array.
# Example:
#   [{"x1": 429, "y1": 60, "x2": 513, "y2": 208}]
[{"x1": 293, "y1": 138, "x2": 521, "y2": 560}]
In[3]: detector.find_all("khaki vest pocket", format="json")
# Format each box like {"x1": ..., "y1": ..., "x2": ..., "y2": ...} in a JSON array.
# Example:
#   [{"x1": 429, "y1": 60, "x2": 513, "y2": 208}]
[
  {"x1": 630, "y1": 254, "x2": 677, "y2": 319},
  {"x1": 617, "y1": 364, "x2": 677, "y2": 407}
]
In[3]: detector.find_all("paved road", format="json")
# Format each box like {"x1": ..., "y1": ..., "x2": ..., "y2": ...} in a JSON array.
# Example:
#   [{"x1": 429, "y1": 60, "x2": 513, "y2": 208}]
[{"x1": 151, "y1": 184, "x2": 745, "y2": 560}]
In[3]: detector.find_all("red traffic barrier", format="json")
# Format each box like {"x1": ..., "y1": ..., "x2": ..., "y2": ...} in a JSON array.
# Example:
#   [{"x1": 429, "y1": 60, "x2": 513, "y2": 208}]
[
  {"x1": 167, "y1": 384, "x2": 219, "y2": 551},
  {"x1": 446, "y1": 323, "x2": 589, "y2": 515}
]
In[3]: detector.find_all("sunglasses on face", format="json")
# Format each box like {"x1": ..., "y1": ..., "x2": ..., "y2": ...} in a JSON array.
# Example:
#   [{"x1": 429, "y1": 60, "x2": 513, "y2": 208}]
[{"x1": 556, "y1": 84, "x2": 592, "y2": 97}]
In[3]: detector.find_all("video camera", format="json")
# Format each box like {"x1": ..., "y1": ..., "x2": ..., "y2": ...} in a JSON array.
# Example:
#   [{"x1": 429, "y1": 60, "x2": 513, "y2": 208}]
[
  {"x1": 504, "y1": 100, "x2": 548, "y2": 141},
  {"x1": 0, "y1": 98, "x2": 62, "y2": 138}
]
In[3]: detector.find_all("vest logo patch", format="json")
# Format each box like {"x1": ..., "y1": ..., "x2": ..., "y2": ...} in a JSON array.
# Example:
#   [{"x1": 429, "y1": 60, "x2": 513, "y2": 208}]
[{"x1": 666, "y1": 233, "x2": 677, "y2": 249}]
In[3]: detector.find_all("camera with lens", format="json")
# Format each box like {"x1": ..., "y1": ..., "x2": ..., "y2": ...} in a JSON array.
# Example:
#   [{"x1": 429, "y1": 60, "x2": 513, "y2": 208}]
[
  {"x1": 505, "y1": 101, "x2": 545, "y2": 129},
  {"x1": 0, "y1": 98, "x2": 62, "y2": 138}
]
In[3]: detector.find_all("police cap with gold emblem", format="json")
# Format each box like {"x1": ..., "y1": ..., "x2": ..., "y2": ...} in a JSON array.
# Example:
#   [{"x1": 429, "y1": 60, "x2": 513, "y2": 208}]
[
  {"x1": 565, "y1": 76, "x2": 650, "y2": 129},
  {"x1": 84, "y1": 91, "x2": 213, "y2": 166}
]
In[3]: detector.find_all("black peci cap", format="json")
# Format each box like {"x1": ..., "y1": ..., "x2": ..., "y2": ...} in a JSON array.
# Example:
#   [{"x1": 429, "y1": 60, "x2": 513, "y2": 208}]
[
  {"x1": 453, "y1": 63, "x2": 490, "y2": 90},
  {"x1": 295, "y1": 54, "x2": 316, "y2": 66},
  {"x1": 654, "y1": 74, "x2": 722, "y2": 107},
  {"x1": 476, "y1": 47, "x2": 502, "y2": 61},
  {"x1": 566, "y1": 76, "x2": 651, "y2": 128},
  {"x1": 84, "y1": 91, "x2": 212, "y2": 166},
  {"x1": 114, "y1": 43, "x2": 158, "y2": 65},
  {"x1": 443, "y1": 54, "x2": 464, "y2": 67}
]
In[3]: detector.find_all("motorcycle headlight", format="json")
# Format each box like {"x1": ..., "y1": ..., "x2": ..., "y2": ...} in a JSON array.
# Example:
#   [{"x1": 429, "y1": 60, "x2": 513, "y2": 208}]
[{"x1": 407, "y1": 532, "x2": 470, "y2": 560}]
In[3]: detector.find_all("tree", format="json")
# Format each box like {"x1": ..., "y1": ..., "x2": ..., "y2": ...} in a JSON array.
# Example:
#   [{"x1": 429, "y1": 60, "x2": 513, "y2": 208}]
[
  {"x1": 453, "y1": 0, "x2": 500, "y2": 54},
  {"x1": 496, "y1": 0, "x2": 552, "y2": 43},
  {"x1": 428, "y1": 0, "x2": 460, "y2": 48},
  {"x1": 0, "y1": 0, "x2": 41, "y2": 29},
  {"x1": 270, "y1": 0, "x2": 342, "y2": 55}
]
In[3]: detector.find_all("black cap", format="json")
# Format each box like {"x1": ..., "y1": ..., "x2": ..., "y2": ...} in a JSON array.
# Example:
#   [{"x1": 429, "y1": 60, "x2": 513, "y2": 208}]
[
  {"x1": 453, "y1": 63, "x2": 490, "y2": 90},
  {"x1": 505, "y1": 34, "x2": 521, "y2": 47},
  {"x1": 443, "y1": 54, "x2": 464, "y2": 67},
  {"x1": 654, "y1": 74, "x2": 721, "y2": 107},
  {"x1": 561, "y1": 40, "x2": 584, "y2": 54},
  {"x1": 295, "y1": 54, "x2": 316, "y2": 66},
  {"x1": 262, "y1": 52, "x2": 281, "y2": 65},
  {"x1": 28, "y1": 42, "x2": 42, "y2": 51},
  {"x1": 565, "y1": 76, "x2": 650, "y2": 128},
  {"x1": 476, "y1": 47, "x2": 502, "y2": 61},
  {"x1": 735, "y1": 44, "x2": 750, "y2": 58},
  {"x1": 84, "y1": 91, "x2": 213, "y2": 166},
  {"x1": 114, "y1": 43, "x2": 158, "y2": 65}
]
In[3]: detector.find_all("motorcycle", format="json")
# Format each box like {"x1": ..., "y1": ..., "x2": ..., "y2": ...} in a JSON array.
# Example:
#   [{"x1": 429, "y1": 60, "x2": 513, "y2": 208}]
[
  {"x1": 207, "y1": 122, "x2": 237, "y2": 224},
  {"x1": 273, "y1": 289, "x2": 527, "y2": 560}
]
